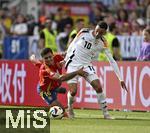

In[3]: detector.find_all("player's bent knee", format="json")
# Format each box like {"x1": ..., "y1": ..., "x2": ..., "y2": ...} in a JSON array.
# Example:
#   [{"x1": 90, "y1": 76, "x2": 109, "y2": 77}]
[
  {"x1": 95, "y1": 87, "x2": 103, "y2": 93},
  {"x1": 70, "y1": 91, "x2": 77, "y2": 96},
  {"x1": 69, "y1": 89, "x2": 77, "y2": 96},
  {"x1": 68, "y1": 83, "x2": 77, "y2": 96},
  {"x1": 69, "y1": 88, "x2": 77, "y2": 96}
]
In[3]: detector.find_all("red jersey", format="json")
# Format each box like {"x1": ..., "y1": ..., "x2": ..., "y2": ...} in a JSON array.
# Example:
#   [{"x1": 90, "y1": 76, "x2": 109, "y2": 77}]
[{"x1": 36, "y1": 54, "x2": 64, "y2": 92}]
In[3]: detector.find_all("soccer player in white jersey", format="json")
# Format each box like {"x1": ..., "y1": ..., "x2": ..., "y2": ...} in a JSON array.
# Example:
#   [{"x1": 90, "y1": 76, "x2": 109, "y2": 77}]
[{"x1": 64, "y1": 21, "x2": 127, "y2": 119}]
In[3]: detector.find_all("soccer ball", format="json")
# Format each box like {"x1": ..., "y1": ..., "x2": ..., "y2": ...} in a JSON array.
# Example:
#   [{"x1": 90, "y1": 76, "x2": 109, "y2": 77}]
[{"x1": 48, "y1": 106, "x2": 64, "y2": 119}]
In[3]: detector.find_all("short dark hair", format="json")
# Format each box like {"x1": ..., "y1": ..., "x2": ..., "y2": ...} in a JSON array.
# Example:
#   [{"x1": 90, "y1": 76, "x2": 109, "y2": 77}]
[
  {"x1": 97, "y1": 21, "x2": 108, "y2": 30},
  {"x1": 40, "y1": 48, "x2": 53, "y2": 57}
]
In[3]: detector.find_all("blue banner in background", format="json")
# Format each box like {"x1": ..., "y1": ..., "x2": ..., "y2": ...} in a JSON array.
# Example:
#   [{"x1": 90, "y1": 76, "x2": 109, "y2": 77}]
[{"x1": 3, "y1": 36, "x2": 29, "y2": 59}]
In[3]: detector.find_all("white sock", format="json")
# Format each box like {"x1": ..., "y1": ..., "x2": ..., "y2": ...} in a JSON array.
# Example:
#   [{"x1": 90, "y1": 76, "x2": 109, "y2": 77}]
[
  {"x1": 67, "y1": 91, "x2": 74, "y2": 109},
  {"x1": 97, "y1": 92, "x2": 109, "y2": 116}
]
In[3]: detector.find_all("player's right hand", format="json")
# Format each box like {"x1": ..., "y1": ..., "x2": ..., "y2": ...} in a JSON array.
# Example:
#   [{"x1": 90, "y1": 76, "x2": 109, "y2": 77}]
[
  {"x1": 77, "y1": 67, "x2": 88, "y2": 77},
  {"x1": 120, "y1": 81, "x2": 128, "y2": 92}
]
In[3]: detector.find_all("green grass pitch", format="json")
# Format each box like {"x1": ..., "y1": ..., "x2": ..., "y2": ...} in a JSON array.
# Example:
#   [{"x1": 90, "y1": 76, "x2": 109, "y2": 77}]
[{"x1": 50, "y1": 109, "x2": 150, "y2": 133}]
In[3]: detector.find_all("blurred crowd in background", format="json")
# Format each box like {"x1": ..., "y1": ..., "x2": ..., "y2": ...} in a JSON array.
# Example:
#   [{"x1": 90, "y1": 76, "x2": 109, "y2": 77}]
[{"x1": 0, "y1": 0, "x2": 150, "y2": 60}]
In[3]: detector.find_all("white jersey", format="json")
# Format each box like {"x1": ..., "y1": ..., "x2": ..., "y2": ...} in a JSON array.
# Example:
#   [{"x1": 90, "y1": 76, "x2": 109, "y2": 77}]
[
  {"x1": 65, "y1": 28, "x2": 123, "y2": 81},
  {"x1": 65, "y1": 28, "x2": 105, "y2": 66}
]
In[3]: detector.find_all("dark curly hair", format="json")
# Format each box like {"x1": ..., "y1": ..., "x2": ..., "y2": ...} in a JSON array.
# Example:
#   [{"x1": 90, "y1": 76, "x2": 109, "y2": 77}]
[{"x1": 40, "y1": 48, "x2": 53, "y2": 57}]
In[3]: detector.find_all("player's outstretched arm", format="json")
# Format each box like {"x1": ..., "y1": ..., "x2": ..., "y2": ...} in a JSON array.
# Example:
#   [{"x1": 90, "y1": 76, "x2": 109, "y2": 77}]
[
  {"x1": 59, "y1": 67, "x2": 88, "y2": 82},
  {"x1": 29, "y1": 54, "x2": 37, "y2": 64},
  {"x1": 104, "y1": 48, "x2": 128, "y2": 92},
  {"x1": 29, "y1": 54, "x2": 42, "y2": 66}
]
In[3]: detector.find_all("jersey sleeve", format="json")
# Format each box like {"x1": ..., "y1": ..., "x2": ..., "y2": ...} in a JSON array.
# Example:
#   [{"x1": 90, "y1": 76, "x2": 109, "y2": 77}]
[
  {"x1": 41, "y1": 69, "x2": 55, "y2": 79},
  {"x1": 54, "y1": 54, "x2": 64, "y2": 62},
  {"x1": 54, "y1": 54, "x2": 64, "y2": 73},
  {"x1": 75, "y1": 28, "x2": 90, "y2": 38},
  {"x1": 104, "y1": 48, "x2": 123, "y2": 81},
  {"x1": 34, "y1": 61, "x2": 42, "y2": 68}
]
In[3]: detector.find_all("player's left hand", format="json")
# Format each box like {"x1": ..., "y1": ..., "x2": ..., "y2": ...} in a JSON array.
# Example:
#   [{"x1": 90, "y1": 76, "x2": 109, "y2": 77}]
[{"x1": 120, "y1": 81, "x2": 128, "y2": 92}]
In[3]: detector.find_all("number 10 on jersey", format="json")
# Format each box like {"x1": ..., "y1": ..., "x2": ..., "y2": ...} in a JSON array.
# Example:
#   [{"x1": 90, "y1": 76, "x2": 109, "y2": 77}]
[{"x1": 84, "y1": 41, "x2": 92, "y2": 49}]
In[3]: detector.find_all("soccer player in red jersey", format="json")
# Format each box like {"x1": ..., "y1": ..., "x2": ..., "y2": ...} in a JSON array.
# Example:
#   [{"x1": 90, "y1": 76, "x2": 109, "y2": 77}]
[{"x1": 30, "y1": 48, "x2": 87, "y2": 114}]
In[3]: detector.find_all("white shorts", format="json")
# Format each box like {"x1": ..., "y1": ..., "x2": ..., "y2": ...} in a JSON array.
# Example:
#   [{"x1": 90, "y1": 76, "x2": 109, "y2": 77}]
[{"x1": 66, "y1": 65, "x2": 99, "y2": 84}]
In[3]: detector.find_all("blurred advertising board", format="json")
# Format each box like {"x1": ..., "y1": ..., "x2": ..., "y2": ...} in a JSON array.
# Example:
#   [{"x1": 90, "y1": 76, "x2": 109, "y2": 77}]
[
  {"x1": 74, "y1": 62, "x2": 150, "y2": 111},
  {"x1": 117, "y1": 36, "x2": 143, "y2": 60},
  {"x1": 0, "y1": 61, "x2": 149, "y2": 111},
  {"x1": 0, "y1": 60, "x2": 46, "y2": 106},
  {"x1": 3, "y1": 36, "x2": 40, "y2": 60},
  {"x1": 3, "y1": 36, "x2": 29, "y2": 59}
]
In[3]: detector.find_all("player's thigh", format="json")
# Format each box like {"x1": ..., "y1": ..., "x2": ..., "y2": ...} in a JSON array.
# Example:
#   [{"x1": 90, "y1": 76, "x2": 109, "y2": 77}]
[
  {"x1": 84, "y1": 65, "x2": 98, "y2": 83},
  {"x1": 40, "y1": 90, "x2": 57, "y2": 105},
  {"x1": 84, "y1": 65, "x2": 102, "y2": 93},
  {"x1": 67, "y1": 66, "x2": 79, "y2": 84}
]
